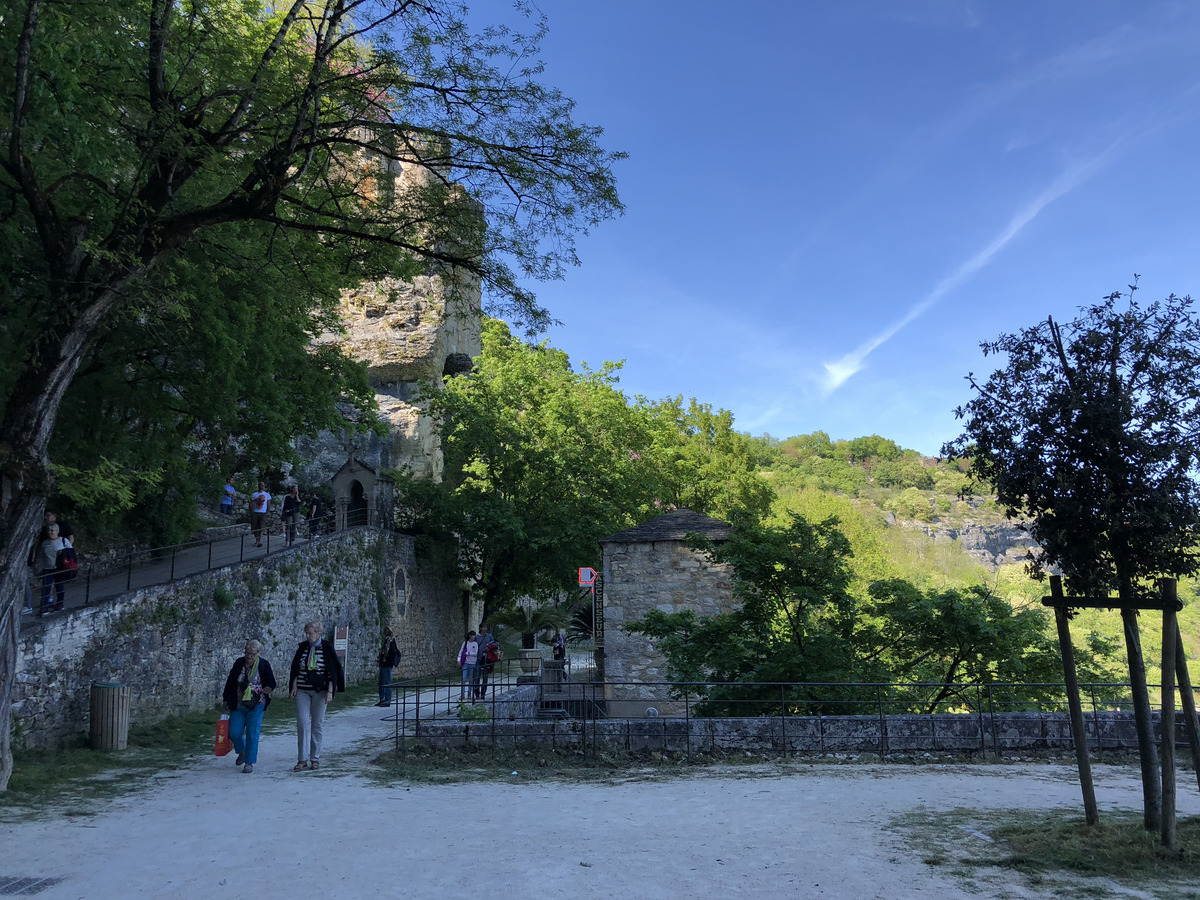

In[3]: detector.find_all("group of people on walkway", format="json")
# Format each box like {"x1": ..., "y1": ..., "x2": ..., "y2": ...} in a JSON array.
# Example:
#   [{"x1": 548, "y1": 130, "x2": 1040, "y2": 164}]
[
  {"x1": 458, "y1": 624, "x2": 502, "y2": 700},
  {"x1": 236, "y1": 479, "x2": 326, "y2": 548},
  {"x1": 221, "y1": 620, "x2": 346, "y2": 774}
]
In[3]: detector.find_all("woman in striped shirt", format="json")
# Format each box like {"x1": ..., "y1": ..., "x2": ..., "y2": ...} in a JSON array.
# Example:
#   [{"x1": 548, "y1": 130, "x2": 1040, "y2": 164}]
[{"x1": 288, "y1": 620, "x2": 345, "y2": 771}]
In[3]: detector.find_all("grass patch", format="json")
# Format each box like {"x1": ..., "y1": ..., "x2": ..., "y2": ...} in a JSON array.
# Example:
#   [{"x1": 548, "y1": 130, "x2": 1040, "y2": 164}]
[
  {"x1": 895, "y1": 807, "x2": 1200, "y2": 899},
  {"x1": 368, "y1": 743, "x2": 832, "y2": 786}
]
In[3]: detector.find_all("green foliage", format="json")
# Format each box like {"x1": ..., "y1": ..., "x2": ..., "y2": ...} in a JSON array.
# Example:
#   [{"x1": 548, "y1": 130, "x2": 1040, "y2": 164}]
[
  {"x1": 627, "y1": 512, "x2": 858, "y2": 702},
  {"x1": 456, "y1": 701, "x2": 491, "y2": 721},
  {"x1": 945, "y1": 283, "x2": 1200, "y2": 598},
  {"x1": 492, "y1": 602, "x2": 567, "y2": 650},
  {"x1": 643, "y1": 397, "x2": 775, "y2": 520},
  {"x1": 396, "y1": 319, "x2": 664, "y2": 617},
  {"x1": 212, "y1": 586, "x2": 237, "y2": 612}
]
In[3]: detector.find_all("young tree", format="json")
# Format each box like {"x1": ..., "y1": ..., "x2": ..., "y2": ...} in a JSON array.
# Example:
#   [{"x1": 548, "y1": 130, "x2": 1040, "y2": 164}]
[
  {"x1": 943, "y1": 282, "x2": 1200, "y2": 828},
  {"x1": 0, "y1": 0, "x2": 622, "y2": 789}
]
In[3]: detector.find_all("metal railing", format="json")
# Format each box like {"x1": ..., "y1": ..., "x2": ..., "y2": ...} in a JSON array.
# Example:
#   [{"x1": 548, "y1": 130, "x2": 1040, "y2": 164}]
[
  {"x1": 22, "y1": 510, "x2": 380, "y2": 619},
  {"x1": 381, "y1": 675, "x2": 1193, "y2": 761}
]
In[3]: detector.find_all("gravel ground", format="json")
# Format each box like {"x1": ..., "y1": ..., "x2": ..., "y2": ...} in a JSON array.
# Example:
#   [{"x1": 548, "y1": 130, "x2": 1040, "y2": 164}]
[{"x1": 2, "y1": 699, "x2": 1196, "y2": 900}]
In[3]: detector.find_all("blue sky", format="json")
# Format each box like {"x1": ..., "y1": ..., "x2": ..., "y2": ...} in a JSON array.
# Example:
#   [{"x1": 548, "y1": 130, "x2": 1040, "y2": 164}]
[{"x1": 477, "y1": 1, "x2": 1200, "y2": 456}]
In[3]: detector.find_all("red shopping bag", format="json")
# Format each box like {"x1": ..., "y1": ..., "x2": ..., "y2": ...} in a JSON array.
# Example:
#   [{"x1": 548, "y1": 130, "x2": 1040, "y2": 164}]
[{"x1": 214, "y1": 713, "x2": 232, "y2": 757}]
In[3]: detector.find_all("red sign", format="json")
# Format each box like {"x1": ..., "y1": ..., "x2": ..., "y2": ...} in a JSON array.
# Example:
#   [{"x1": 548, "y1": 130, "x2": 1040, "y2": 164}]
[{"x1": 578, "y1": 567, "x2": 597, "y2": 586}]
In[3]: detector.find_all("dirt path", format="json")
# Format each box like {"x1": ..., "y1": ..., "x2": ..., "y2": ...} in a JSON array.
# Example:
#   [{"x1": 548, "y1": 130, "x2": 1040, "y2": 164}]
[{"x1": 2, "y1": 699, "x2": 1195, "y2": 899}]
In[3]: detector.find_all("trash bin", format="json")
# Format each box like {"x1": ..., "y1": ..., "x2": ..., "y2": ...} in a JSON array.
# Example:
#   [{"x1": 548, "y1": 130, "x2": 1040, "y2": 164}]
[{"x1": 90, "y1": 682, "x2": 131, "y2": 751}]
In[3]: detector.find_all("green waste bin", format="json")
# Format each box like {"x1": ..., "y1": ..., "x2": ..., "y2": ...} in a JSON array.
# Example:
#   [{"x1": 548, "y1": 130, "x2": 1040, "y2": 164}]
[{"x1": 90, "y1": 682, "x2": 131, "y2": 751}]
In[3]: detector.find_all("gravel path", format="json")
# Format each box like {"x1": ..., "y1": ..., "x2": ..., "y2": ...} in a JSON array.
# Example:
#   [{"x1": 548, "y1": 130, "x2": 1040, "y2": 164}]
[{"x1": 2, "y1": 698, "x2": 1196, "y2": 900}]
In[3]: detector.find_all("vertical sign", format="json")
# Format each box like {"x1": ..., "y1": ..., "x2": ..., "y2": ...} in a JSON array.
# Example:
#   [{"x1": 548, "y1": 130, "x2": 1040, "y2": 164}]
[
  {"x1": 333, "y1": 624, "x2": 349, "y2": 666},
  {"x1": 593, "y1": 574, "x2": 604, "y2": 650}
]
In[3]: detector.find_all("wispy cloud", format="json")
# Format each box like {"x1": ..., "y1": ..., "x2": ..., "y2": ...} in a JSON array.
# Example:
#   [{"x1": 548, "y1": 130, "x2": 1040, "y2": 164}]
[{"x1": 821, "y1": 147, "x2": 1119, "y2": 394}]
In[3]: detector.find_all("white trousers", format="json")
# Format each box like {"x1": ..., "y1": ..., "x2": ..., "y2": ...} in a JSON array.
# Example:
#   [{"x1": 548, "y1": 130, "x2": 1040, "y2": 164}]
[{"x1": 295, "y1": 690, "x2": 328, "y2": 762}]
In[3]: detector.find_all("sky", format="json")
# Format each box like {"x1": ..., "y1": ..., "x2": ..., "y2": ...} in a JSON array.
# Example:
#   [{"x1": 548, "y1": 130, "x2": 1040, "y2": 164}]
[{"x1": 473, "y1": 1, "x2": 1200, "y2": 456}]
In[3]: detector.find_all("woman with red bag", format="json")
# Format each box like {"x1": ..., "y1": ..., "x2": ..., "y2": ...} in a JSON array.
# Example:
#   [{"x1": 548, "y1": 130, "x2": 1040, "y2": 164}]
[{"x1": 222, "y1": 639, "x2": 276, "y2": 773}]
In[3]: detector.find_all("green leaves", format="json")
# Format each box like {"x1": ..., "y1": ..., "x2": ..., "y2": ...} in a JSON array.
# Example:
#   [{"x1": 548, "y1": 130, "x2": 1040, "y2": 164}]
[{"x1": 945, "y1": 285, "x2": 1200, "y2": 597}]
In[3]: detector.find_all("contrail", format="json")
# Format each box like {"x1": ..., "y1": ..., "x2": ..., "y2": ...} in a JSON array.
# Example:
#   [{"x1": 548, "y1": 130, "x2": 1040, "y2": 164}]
[{"x1": 821, "y1": 149, "x2": 1117, "y2": 394}]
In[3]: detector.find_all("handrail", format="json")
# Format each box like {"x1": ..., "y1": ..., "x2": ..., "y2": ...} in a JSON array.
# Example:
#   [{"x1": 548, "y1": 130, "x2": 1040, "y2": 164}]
[{"x1": 23, "y1": 509, "x2": 384, "y2": 618}]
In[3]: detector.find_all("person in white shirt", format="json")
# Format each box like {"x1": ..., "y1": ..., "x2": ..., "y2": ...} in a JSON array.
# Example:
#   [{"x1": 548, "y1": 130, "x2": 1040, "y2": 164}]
[{"x1": 250, "y1": 482, "x2": 271, "y2": 547}]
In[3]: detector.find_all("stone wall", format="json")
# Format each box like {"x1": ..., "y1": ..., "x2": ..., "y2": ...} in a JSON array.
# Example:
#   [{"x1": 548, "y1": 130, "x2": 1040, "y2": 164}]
[
  {"x1": 407, "y1": 709, "x2": 1175, "y2": 757},
  {"x1": 601, "y1": 540, "x2": 733, "y2": 714},
  {"x1": 13, "y1": 529, "x2": 465, "y2": 750}
]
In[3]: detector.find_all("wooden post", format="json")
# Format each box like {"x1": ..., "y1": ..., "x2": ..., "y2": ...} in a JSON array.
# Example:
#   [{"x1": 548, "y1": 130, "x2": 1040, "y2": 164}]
[
  {"x1": 1161, "y1": 580, "x2": 1178, "y2": 849},
  {"x1": 1121, "y1": 580, "x2": 1162, "y2": 831},
  {"x1": 1051, "y1": 576, "x2": 1099, "y2": 825},
  {"x1": 1175, "y1": 627, "x2": 1200, "y2": 794}
]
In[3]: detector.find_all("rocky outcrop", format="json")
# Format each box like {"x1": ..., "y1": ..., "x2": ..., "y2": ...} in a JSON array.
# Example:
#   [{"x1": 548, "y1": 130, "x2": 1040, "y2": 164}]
[
  {"x1": 296, "y1": 271, "x2": 482, "y2": 489},
  {"x1": 907, "y1": 518, "x2": 1037, "y2": 570}
]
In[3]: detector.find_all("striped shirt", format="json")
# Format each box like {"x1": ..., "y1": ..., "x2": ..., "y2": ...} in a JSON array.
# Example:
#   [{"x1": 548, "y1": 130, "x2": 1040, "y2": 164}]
[{"x1": 296, "y1": 643, "x2": 328, "y2": 692}]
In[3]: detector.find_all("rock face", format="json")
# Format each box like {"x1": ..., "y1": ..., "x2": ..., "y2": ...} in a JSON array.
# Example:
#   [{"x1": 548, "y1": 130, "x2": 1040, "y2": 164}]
[
  {"x1": 907, "y1": 518, "x2": 1038, "y2": 570},
  {"x1": 296, "y1": 271, "x2": 481, "y2": 493}
]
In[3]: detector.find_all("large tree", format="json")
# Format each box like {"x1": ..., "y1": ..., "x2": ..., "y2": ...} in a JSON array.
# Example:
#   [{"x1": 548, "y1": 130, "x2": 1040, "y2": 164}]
[
  {"x1": 395, "y1": 319, "x2": 660, "y2": 622},
  {"x1": 943, "y1": 282, "x2": 1200, "y2": 827},
  {"x1": 0, "y1": 0, "x2": 622, "y2": 789}
]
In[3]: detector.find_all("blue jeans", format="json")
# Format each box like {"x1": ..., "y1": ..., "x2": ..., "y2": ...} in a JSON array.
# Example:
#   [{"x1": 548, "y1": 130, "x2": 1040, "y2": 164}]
[
  {"x1": 461, "y1": 664, "x2": 478, "y2": 698},
  {"x1": 378, "y1": 666, "x2": 393, "y2": 704},
  {"x1": 229, "y1": 703, "x2": 265, "y2": 765},
  {"x1": 40, "y1": 569, "x2": 64, "y2": 610}
]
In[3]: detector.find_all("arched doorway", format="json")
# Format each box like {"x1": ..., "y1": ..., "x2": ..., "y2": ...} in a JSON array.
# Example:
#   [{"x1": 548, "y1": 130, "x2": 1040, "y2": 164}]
[{"x1": 347, "y1": 479, "x2": 368, "y2": 527}]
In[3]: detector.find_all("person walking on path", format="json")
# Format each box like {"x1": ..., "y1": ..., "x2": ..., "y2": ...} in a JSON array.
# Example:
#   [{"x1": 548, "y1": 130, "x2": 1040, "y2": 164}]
[
  {"x1": 458, "y1": 630, "x2": 479, "y2": 701},
  {"x1": 306, "y1": 491, "x2": 325, "y2": 539},
  {"x1": 36, "y1": 522, "x2": 71, "y2": 614},
  {"x1": 220, "y1": 476, "x2": 237, "y2": 516},
  {"x1": 476, "y1": 623, "x2": 500, "y2": 699},
  {"x1": 376, "y1": 627, "x2": 401, "y2": 707},
  {"x1": 222, "y1": 639, "x2": 276, "y2": 774},
  {"x1": 289, "y1": 621, "x2": 344, "y2": 771},
  {"x1": 250, "y1": 482, "x2": 271, "y2": 547},
  {"x1": 281, "y1": 485, "x2": 301, "y2": 547}
]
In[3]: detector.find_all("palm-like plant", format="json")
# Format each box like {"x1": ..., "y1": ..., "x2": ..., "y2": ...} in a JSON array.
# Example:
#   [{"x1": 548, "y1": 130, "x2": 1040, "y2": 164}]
[{"x1": 492, "y1": 602, "x2": 567, "y2": 650}]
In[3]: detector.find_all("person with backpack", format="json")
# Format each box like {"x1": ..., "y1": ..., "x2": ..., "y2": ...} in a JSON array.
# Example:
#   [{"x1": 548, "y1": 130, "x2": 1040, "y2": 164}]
[
  {"x1": 375, "y1": 627, "x2": 401, "y2": 707},
  {"x1": 36, "y1": 522, "x2": 72, "y2": 614},
  {"x1": 475, "y1": 623, "x2": 500, "y2": 699},
  {"x1": 281, "y1": 484, "x2": 301, "y2": 547}
]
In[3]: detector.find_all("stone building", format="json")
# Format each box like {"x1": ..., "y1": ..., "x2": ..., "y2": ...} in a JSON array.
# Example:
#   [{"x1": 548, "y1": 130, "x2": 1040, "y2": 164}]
[{"x1": 599, "y1": 509, "x2": 734, "y2": 717}]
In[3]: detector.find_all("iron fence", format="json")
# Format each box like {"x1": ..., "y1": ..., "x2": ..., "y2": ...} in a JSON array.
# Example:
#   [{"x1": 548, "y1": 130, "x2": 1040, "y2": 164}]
[{"x1": 22, "y1": 510, "x2": 376, "y2": 619}]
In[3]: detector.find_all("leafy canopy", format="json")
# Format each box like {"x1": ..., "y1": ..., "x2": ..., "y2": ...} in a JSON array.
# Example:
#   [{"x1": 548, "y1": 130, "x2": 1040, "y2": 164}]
[{"x1": 943, "y1": 284, "x2": 1200, "y2": 596}]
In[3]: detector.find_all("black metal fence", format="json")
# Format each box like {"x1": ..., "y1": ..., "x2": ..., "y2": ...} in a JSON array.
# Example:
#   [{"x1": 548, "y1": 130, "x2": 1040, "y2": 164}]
[
  {"x1": 382, "y1": 674, "x2": 1192, "y2": 760},
  {"x1": 22, "y1": 510, "x2": 378, "y2": 619}
]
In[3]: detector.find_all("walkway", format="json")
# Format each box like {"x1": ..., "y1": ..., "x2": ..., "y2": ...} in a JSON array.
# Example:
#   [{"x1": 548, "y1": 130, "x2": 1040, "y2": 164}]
[
  {"x1": 1, "y1": 692, "x2": 1195, "y2": 899},
  {"x1": 22, "y1": 521, "x2": 363, "y2": 623}
]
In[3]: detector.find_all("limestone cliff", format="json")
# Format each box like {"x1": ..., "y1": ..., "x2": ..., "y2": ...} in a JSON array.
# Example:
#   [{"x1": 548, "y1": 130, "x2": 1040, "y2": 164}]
[{"x1": 295, "y1": 271, "x2": 481, "y2": 490}]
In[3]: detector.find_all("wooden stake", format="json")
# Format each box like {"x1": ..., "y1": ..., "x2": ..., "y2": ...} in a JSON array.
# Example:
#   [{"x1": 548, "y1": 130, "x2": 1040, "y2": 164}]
[
  {"x1": 1175, "y1": 627, "x2": 1200, "y2": 794},
  {"x1": 1121, "y1": 587, "x2": 1162, "y2": 831},
  {"x1": 1160, "y1": 580, "x2": 1177, "y2": 849},
  {"x1": 1050, "y1": 576, "x2": 1099, "y2": 825}
]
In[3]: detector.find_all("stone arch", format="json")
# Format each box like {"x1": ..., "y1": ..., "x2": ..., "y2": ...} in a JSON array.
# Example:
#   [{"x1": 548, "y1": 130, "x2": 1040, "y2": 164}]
[{"x1": 331, "y1": 458, "x2": 377, "y2": 530}]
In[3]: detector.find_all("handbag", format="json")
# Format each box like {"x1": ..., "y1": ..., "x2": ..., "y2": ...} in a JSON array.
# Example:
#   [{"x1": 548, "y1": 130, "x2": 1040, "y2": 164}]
[{"x1": 214, "y1": 713, "x2": 232, "y2": 756}]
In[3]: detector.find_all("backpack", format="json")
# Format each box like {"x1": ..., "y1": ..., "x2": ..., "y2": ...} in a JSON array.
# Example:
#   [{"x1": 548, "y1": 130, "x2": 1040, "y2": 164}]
[
  {"x1": 485, "y1": 641, "x2": 500, "y2": 664},
  {"x1": 56, "y1": 544, "x2": 79, "y2": 580}
]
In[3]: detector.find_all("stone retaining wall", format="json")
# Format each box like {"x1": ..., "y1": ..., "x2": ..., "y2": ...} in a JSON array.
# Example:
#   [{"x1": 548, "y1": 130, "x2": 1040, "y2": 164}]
[
  {"x1": 14, "y1": 528, "x2": 464, "y2": 750},
  {"x1": 406, "y1": 710, "x2": 1183, "y2": 756}
]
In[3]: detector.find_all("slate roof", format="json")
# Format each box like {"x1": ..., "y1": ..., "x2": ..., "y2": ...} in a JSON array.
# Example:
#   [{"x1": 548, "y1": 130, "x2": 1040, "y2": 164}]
[{"x1": 599, "y1": 508, "x2": 731, "y2": 544}]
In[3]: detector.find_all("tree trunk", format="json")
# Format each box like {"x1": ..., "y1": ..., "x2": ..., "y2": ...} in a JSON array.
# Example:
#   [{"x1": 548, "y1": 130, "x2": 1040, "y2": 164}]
[
  {"x1": 1120, "y1": 578, "x2": 1162, "y2": 831},
  {"x1": 0, "y1": 298, "x2": 108, "y2": 790}
]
